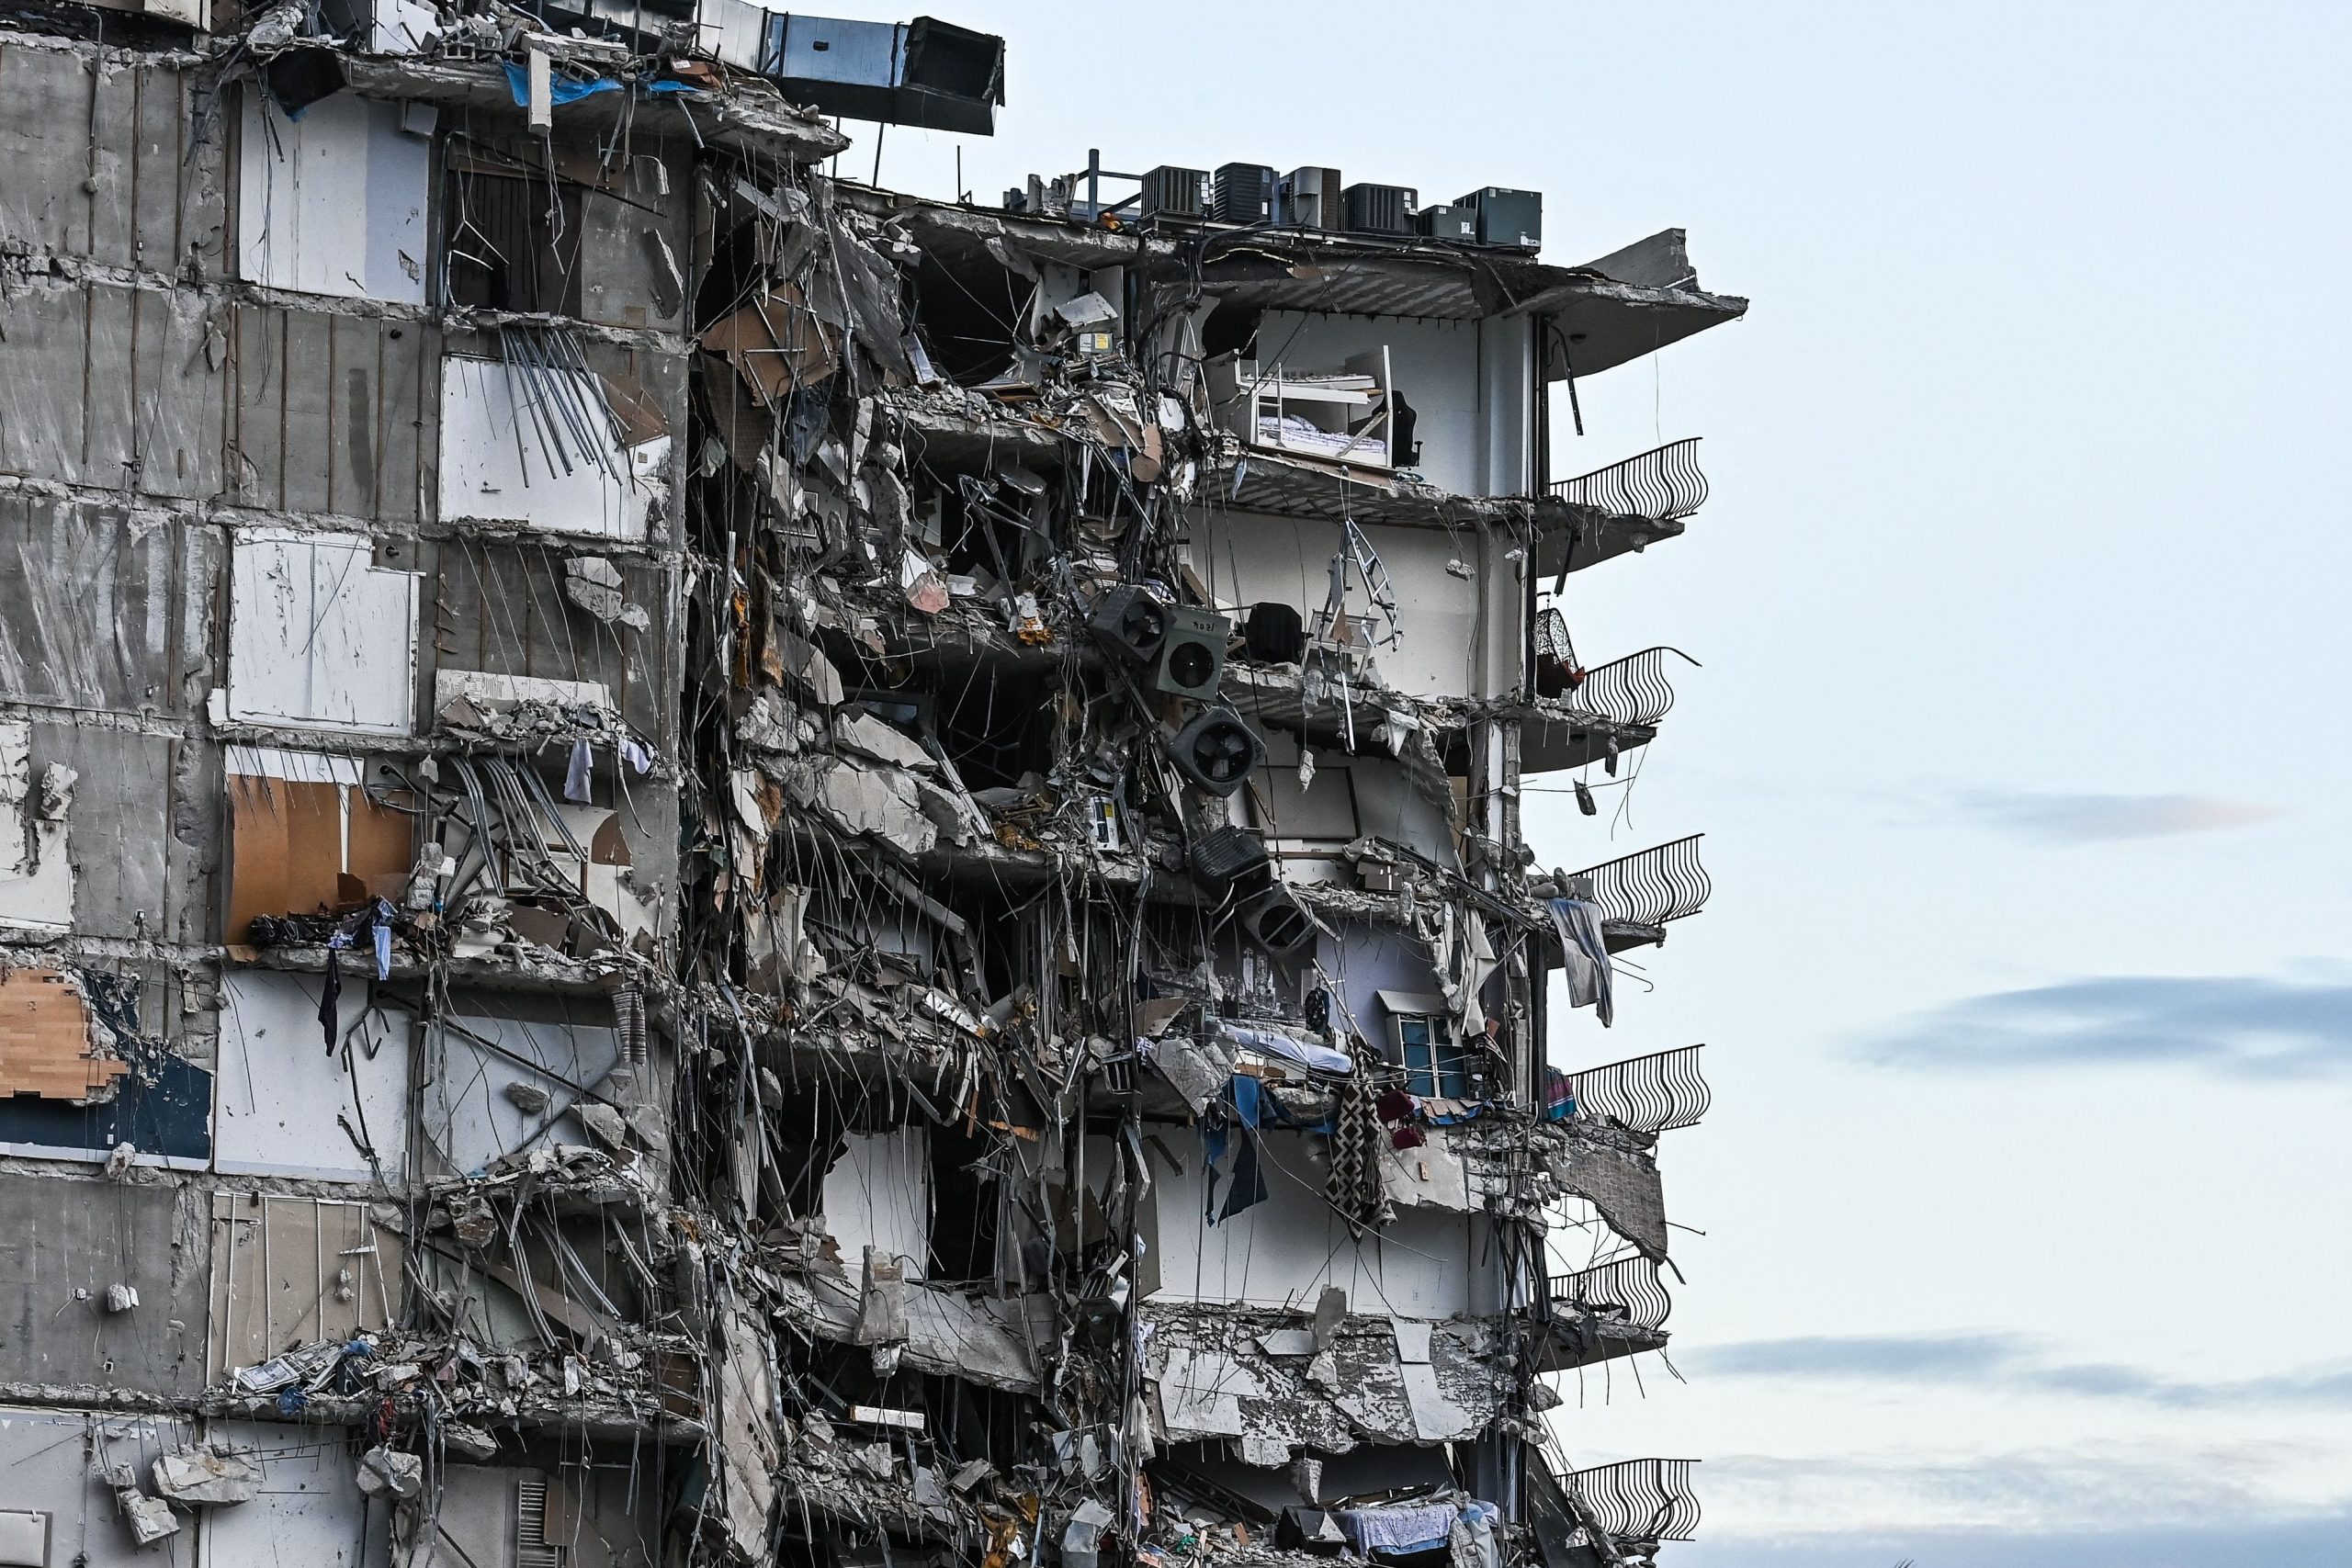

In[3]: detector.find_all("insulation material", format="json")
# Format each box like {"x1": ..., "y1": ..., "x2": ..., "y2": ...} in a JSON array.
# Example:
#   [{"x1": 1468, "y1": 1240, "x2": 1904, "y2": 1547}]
[
  {"x1": 0, "y1": 969, "x2": 125, "y2": 1102},
  {"x1": 237, "y1": 90, "x2": 430, "y2": 305},
  {"x1": 225, "y1": 750, "x2": 414, "y2": 943},
  {"x1": 208, "y1": 1196, "x2": 402, "y2": 1381},
  {"x1": 215, "y1": 970, "x2": 413, "y2": 1181},
  {"x1": 1549, "y1": 1140, "x2": 1670, "y2": 1262},
  {"x1": 0, "y1": 721, "x2": 73, "y2": 932},
  {"x1": 822, "y1": 1126, "x2": 932, "y2": 1281},
  {"x1": 227, "y1": 531, "x2": 420, "y2": 734},
  {"x1": 437, "y1": 355, "x2": 667, "y2": 539},
  {"x1": 420, "y1": 996, "x2": 623, "y2": 1176}
]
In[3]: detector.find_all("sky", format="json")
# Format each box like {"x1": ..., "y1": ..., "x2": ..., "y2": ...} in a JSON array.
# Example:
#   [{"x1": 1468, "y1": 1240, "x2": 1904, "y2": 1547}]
[{"x1": 803, "y1": 4, "x2": 2352, "y2": 1560}]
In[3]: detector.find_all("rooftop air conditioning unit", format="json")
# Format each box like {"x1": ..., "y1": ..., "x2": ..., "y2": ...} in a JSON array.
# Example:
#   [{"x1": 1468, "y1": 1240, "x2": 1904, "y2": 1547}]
[
  {"x1": 1278, "y1": 166, "x2": 1342, "y2": 230},
  {"x1": 1212, "y1": 164, "x2": 1276, "y2": 225},
  {"x1": 1342, "y1": 183, "x2": 1416, "y2": 236},
  {"x1": 1140, "y1": 165, "x2": 1210, "y2": 220}
]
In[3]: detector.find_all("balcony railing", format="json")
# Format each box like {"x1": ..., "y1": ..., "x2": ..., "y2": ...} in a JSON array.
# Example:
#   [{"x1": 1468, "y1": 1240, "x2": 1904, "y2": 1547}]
[
  {"x1": 1558, "y1": 646, "x2": 1696, "y2": 728},
  {"x1": 1568, "y1": 834, "x2": 1711, "y2": 930},
  {"x1": 1569, "y1": 1044, "x2": 1710, "y2": 1134},
  {"x1": 1549, "y1": 1256, "x2": 1672, "y2": 1332},
  {"x1": 1549, "y1": 438, "x2": 1708, "y2": 522},
  {"x1": 1562, "y1": 1459, "x2": 1702, "y2": 1545}
]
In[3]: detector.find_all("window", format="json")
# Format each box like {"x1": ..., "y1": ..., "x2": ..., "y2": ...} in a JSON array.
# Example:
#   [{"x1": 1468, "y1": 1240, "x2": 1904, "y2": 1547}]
[
  {"x1": 1396, "y1": 1013, "x2": 1466, "y2": 1099},
  {"x1": 441, "y1": 166, "x2": 583, "y2": 316}
]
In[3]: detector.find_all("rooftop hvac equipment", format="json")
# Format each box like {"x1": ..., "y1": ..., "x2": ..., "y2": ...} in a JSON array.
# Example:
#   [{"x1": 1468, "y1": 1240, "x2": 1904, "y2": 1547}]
[
  {"x1": 1415, "y1": 202, "x2": 1477, "y2": 243},
  {"x1": 1342, "y1": 183, "x2": 1416, "y2": 236},
  {"x1": 1278, "y1": 166, "x2": 1342, "y2": 229},
  {"x1": 1139, "y1": 165, "x2": 1210, "y2": 220},
  {"x1": 1456, "y1": 186, "x2": 1543, "y2": 249},
  {"x1": 1213, "y1": 163, "x2": 1276, "y2": 225},
  {"x1": 745, "y1": 11, "x2": 1006, "y2": 135},
  {"x1": 1167, "y1": 708, "x2": 1263, "y2": 796},
  {"x1": 1149, "y1": 607, "x2": 1231, "y2": 700}
]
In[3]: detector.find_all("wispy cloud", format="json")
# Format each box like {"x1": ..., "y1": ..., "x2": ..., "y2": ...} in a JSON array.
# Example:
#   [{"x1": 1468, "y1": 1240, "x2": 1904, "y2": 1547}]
[
  {"x1": 1947, "y1": 788, "x2": 2278, "y2": 844},
  {"x1": 1675, "y1": 1508, "x2": 2352, "y2": 1568},
  {"x1": 1860, "y1": 973, "x2": 2352, "y2": 1077},
  {"x1": 1690, "y1": 1331, "x2": 2352, "y2": 1411}
]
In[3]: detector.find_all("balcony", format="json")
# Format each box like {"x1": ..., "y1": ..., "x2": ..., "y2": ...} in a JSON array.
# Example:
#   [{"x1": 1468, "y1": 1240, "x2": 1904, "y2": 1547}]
[
  {"x1": 1521, "y1": 643, "x2": 1695, "y2": 774},
  {"x1": 1568, "y1": 1044, "x2": 1711, "y2": 1134},
  {"x1": 1538, "y1": 1256, "x2": 1672, "y2": 1372},
  {"x1": 1529, "y1": 1455, "x2": 1702, "y2": 1566},
  {"x1": 1535, "y1": 438, "x2": 1711, "y2": 578},
  {"x1": 1566, "y1": 833, "x2": 1711, "y2": 951}
]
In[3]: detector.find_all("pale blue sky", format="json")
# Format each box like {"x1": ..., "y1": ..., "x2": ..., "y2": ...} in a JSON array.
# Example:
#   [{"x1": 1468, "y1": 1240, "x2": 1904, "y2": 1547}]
[{"x1": 821, "y1": 4, "x2": 2352, "y2": 1559}]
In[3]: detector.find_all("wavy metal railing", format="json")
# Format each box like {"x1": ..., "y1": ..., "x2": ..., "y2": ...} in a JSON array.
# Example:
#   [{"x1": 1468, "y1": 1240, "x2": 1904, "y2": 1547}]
[
  {"x1": 1563, "y1": 1458, "x2": 1702, "y2": 1543},
  {"x1": 1550, "y1": 437, "x2": 1708, "y2": 521},
  {"x1": 1549, "y1": 1256, "x2": 1672, "y2": 1332},
  {"x1": 1558, "y1": 646, "x2": 1696, "y2": 728},
  {"x1": 1569, "y1": 834, "x2": 1711, "y2": 929},
  {"x1": 1570, "y1": 1043, "x2": 1710, "y2": 1133}
]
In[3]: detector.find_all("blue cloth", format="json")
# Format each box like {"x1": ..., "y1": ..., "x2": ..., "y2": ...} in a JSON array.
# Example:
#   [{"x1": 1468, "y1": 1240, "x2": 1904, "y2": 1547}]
[{"x1": 1204, "y1": 1076, "x2": 1271, "y2": 1224}]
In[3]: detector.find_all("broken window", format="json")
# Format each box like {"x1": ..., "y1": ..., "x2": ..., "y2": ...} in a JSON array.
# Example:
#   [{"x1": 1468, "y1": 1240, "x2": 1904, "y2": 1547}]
[
  {"x1": 226, "y1": 749, "x2": 415, "y2": 944},
  {"x1": 440, "y1": 164, "x2": 585, "y2": 316},
  {"x1": 227, "y1": 530, "x2": 421, "y2": 734},
  {"x1": 238, "y1": 89, "x2": 432, "y2": 305}
]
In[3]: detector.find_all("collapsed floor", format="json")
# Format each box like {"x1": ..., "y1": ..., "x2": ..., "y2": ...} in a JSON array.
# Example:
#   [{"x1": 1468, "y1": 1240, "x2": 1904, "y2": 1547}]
[{"x1": 0, "y1": 2, "x2": 1743, "y2": 1564}]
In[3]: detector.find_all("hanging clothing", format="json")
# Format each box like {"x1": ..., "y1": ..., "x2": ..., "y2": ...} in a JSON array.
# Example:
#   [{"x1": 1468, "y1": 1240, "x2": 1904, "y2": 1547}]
[{"x1": 1546, "y1": 897, "x2": 1615, "y2": 1028}]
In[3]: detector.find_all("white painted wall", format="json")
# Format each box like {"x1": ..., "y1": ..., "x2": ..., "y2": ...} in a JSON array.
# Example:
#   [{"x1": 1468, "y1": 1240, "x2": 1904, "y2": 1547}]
[
  {"x1": 228, "y1": 529, "x2": 419, "y2": 734},
  {"x1": 1259, "y1": 311, "x2": 1533, "y2": 497},
  {"x1": 216, "y1": 970, "x2": 413, "y2": 1181},
  {"x1": 422, "y1": 1002, "x2": 623, "y2": 1177},
  {"x1": 199, "y1": 1420, "x2": 390, "y2": 1568},
  {"x1": 1145, "y1": 1129, "x2": 1481, "y2": 1317},
  {"x1": 438, "y1": 355, "x2": 666, "y2": 539},
  {"x1": 1193, "y1": 511, "x2": 1503, "y2": 699},
  {"x1": 239, "y1": 91, "x2": 430, "y2": 306},
  {"x1": 823, "y1": 1125, "x2": 933, "y2": 1280}
]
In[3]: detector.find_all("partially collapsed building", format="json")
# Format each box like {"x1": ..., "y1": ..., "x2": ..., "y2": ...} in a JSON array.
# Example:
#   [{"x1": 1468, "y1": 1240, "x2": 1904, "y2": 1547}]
[{"x1": 0, "y1": 2, "x2": 1744, "y2": 1564}]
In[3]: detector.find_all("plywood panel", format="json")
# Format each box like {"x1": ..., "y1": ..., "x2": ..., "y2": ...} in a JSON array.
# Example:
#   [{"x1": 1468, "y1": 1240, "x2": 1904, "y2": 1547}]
[{"x1": 0, "y1": 969, "x2": 125, "y2": 1100}]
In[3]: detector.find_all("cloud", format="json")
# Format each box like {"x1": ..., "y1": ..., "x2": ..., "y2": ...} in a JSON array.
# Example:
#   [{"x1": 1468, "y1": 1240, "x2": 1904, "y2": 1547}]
[
  {"x1": 1860, "y1": 973, "x2": 2352, "y2": 1077},
  {"x1": 1685, "y1": 1440, "x2": 2351, "y2": 1542},
  {"x1": 1673, "y1": 1509, "x2": 2352, "y2": 1568},
  {"x1": 1689, "y1": 1331, "x2": 2352, "y2": 1411},
  {"x1": 1946, "y1": 788, "x2": 2278, "y2": 844}
]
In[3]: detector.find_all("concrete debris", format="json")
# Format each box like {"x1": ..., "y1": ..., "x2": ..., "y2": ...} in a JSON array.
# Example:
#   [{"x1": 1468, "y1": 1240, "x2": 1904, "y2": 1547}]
[
  {"x1": 153, "y1": 1445, "x2": 264, "y2": 1505},
  {"x1": 0, "y1": 5, "x2": 1740, "y2": 1563}
]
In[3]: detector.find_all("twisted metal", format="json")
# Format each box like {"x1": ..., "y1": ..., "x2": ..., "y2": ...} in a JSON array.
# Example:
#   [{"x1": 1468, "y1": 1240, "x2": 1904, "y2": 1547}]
[
  {"x1": 1570, "y1": 1043, "x2": 1711, "y2": 1133},
  {"x1": 1563, "y1": 1458, "x2": 1702, "y2": 1543},
  {"x1": 1549, "y1": 1256, "x2": 1672, "y2": 1331},
  {"x1": 1569, "y1": 834, "x2": 1711, "y2": 928},
  {"x1": 1550, "y1": 437, "x2": 1708, "y2": 521},
  {"x1": 1559, "y1": 646, "x2": 1692, "y2": 728}
]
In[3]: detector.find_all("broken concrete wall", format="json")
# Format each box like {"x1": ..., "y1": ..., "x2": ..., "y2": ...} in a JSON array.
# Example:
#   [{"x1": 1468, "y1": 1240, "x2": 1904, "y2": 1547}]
[
  {"x1": 0, "y1": 37, "x2": 226, "y2": 273},
  {"x1": 0, "y1": 1171, "x2": 209, "y2": 1393},
  {"x1": 0, "y1": 497, "x2": 215, "y2": 716}
]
